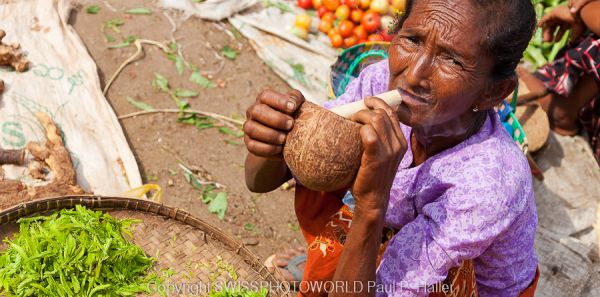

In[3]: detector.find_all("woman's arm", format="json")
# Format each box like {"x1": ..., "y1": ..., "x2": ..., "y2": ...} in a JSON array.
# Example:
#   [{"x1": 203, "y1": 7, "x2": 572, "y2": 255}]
[
  {"x1": 245, "y1": 154, "x2": 291, "y2": 193},
  {"x1": 330, "y1": 97, "x2": 407, "y2": 297},
  {"x1": 580, "y1": 1, "x2": 600, "y2": 35},
  {"x1": 243, "y1": 89, "x2": 304, "y2": 193}
]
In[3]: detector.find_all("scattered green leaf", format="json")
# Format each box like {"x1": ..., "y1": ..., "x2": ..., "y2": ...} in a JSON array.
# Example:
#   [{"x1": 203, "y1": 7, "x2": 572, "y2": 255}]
[
  {"x1": 190, "y1": 72, "x2": 216, "y2": 88},
  {"x1": 127, "y1": 96, "x2": 154, "y2": 111},
  {"x1": 224, "y1": 140, "x2": 241, "y2": 146},
  {"x1": 108, "y1": 35, "x2": 138, "y2": 49},
  {"x1": 152, "y1": 72, "x2": 170, "y2": 92},
  {"x1": 288, "y1": 223, "x2": 300, "y2": 232},
  {"x1": 208, "y1": 192, "x2": 228, "y2": 220},
  {"x1": 220, "y1": 45, "x2": 238, "y2": 60},
  {"x1": 125, "y1": 8, "x2": 153, "y2": 15},
  {"x1": 218, "y1": 127, "x2": 244, "y2": 138},
  {"x1": 174, "y1": 89, "x2": 199, "y2": 98},
  {"x1": 86, "y1": 5, "x2": 101, "y2": 14},
  {"x1": 244, "y1": 223, "x2": 255, "y2": 231}
]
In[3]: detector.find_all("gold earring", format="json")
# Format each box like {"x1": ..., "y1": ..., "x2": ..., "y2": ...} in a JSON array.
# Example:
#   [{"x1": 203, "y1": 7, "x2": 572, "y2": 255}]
[{"x1": 473, "y1": 105, "x2": 479, "y2": 112}]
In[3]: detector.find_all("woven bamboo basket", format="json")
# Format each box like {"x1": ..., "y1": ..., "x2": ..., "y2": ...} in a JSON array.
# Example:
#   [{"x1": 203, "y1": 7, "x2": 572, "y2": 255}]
[{"x1": 0, "y1": 196, "x2": 290, "y2": 297}]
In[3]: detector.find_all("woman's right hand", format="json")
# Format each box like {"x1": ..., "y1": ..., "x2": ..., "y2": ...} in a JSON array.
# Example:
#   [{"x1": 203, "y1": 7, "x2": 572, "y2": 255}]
[
  {"x1": 243, "y1": 89, "x2": 305, "y2": 159},
  {"x1": 539, "y1": 5, "x2": 586, "y2": 43}
]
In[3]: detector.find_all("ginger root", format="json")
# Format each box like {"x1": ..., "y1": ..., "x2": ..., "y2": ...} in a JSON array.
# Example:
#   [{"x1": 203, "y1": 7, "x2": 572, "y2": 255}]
[
  {"x1": 0, "y1": 29, "x2": 29, "y2": 72},
  {"x1": 0, "y1": 113, "x2": 85, "y2": 210}
]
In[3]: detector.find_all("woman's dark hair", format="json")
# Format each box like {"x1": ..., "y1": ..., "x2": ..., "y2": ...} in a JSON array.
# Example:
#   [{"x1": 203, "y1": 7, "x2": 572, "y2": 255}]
[{"x1": 392, "y1": 0, "x2": 536, "y2": 80}]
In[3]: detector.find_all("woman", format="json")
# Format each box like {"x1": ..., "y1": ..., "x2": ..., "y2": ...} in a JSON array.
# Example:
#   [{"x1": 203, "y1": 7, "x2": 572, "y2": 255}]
[
  {"x1": 243, "y1": 0, "x2": 538, "y2": 296},
  {"x1": 518, "y1": 0, "x2": 600, "y2": 164}
]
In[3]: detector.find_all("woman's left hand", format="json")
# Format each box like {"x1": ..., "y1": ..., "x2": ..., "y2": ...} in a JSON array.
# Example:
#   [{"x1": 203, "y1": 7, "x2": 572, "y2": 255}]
[{"x1": 350, "y1": 97, "x2": 407, "y2": 219}]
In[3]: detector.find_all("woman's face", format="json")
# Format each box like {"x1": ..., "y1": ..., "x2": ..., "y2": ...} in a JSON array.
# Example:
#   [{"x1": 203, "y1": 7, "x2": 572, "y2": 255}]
[{"x1": 389, "y1": 0, "x2": 495, "y2": 128}]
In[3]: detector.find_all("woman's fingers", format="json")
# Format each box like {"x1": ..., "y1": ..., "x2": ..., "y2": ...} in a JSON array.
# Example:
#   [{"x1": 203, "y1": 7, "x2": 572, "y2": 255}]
[
  {"x1": 351, "y1": 108, "x2": 401, "y2": 156},
  {"x1": 244, "y1": 135, "x2": 283, "y2": 157},
  {"x1": 247, "y1": 103, "x2": 294, "y2": 131},
  {"x1": 364, "y1": 97, "x2": 406, "y2": 150},
  {"x1": 256, "y1": 88, "x2": 305, "y2": 115},
  {"x1": 243, "y1": 120, "x2": 287, "y2": 145}
]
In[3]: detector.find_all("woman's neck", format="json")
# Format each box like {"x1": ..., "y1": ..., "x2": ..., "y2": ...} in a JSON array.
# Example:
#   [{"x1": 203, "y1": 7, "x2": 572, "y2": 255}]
[{"x1": 410, "y1": 111, "x2": 487, "y2": 166}]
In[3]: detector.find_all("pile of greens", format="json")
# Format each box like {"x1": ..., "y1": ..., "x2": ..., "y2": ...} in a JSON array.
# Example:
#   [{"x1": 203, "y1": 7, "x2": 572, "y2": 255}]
[
  {"x1": 525, "y1": 0, "x2": 570, "y2": 69},
  {"x1": 210, "y1": 287, "x2": 269, "y2": 297},
  {"x1": 0, "y1": 205, "x2": 159, "y2": 297}
]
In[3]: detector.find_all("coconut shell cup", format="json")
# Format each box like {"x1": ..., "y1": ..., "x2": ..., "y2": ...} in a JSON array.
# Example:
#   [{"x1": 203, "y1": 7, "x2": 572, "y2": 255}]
[{"x1": 283, "y1": 102, "x2": 363, "y2": 192}]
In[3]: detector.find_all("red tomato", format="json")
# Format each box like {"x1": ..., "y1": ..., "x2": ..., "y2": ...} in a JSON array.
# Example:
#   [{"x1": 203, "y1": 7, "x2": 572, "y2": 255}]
[
  {"x1": 361, "y1": 11, "x2": 381, "y2": 33},
  {"x1": 323, "y1": 0, "x2": 340, "y2": 11},
  {"x1": 335, "y1": 5, "x2": 350, "y2": 20},
  {"x1": 319, "y1": 19, "x2": 333, "y2": 33},
  {"x1": 380, "y1": 29, "x2": 394, "y2": 41},
  {"x1": 353, "y1": 25, "x2": 367, "y2": 41},
  {"x1": 340, "y1": 0, "x2": 358, "y2": 7},
  {"x1": 297, "y1": 0, "x2": 313, "y2": 9},
  {"x1": 330, "y1": 34, "x2": 343, "y2": 48},
  {"x1": 367, "y1": 33, "x2": 384, "y2": 42},
  {"x1": 338, "y1": 20, "x2": 355, "y2": 37},
  {"x1": 328, "y1": 27, "x2": 340, "y2": 39},
  {"x1": 350, "y1": 9, "x2": 363, "y2": 23},
  {"x1": 317, "y1": 6, "x2": 329, "y2": 18},
  {"x1": 343, "y1": 34, "x2": 359, "y2": 48},
  {"x1": 321, "y1": 12, "x2": 335, "y2": 23}
]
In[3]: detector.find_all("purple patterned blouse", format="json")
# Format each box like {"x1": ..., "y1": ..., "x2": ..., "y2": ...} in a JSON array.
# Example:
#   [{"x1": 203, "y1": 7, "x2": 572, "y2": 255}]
[{"x1": 324, "y1": 60, "x2": 538, "y2": 297}]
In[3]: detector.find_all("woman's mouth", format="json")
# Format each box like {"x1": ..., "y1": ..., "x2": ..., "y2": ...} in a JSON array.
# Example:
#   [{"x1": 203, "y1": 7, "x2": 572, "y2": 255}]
[{"x1": 397, "y1": 88, "x2": 432, "y2": 106}]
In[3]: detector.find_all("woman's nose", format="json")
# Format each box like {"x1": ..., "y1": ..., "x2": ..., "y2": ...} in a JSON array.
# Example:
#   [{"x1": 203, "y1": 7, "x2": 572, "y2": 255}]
[{"x1": 404, "y1": 54, "x2": 432, "y2": 91}]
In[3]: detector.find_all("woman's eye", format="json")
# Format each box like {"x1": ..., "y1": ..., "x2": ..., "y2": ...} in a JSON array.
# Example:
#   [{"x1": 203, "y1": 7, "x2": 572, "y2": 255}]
[
  {"x1": 446, "y1": 56, "x2": 463, "y2": 67},
  {"x1": 406, "y1": 36, "x2": 419, "y2": 44}
]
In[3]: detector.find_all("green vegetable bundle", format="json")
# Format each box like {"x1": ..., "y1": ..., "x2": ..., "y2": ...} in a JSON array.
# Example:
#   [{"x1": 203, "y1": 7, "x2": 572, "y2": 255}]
[
  {"x1": 209, "y1": 287, "x2": 269, "y2": 297},
  {"x1": 0, "y1": 205, "x2": 159, "y2": 297},
  {"x1": 525, "y1": 0, "x2": 570, "y2": 69}
]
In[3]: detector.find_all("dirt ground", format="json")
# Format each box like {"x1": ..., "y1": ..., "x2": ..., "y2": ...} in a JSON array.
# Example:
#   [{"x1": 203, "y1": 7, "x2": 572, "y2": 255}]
[{"x1": 70, "y1": 0, "x2": 303, "y2": 260}]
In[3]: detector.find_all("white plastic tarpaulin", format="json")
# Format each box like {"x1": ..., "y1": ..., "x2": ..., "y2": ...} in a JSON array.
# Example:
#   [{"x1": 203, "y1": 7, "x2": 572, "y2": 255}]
[{"x1": 0, "y1": 0, "x2": 142, "y2": 194}]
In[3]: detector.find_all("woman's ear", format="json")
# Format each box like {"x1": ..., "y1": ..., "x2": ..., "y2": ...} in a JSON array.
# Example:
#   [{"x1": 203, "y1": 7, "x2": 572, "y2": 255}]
[{"x1": 477, "y1": 75, "x2": 518, "y2": 110}]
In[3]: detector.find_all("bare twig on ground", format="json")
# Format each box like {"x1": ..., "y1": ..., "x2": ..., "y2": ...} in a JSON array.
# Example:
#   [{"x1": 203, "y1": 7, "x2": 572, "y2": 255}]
[
  {"x1": 118, "y1": 108, "x2": 244, "y2": 127},
  {"x1": 159, "y1": 143, "x2": 226, "y2": 189},
  {"x1": 103, "y1": 39, "x2": 171, "y2": 95}
]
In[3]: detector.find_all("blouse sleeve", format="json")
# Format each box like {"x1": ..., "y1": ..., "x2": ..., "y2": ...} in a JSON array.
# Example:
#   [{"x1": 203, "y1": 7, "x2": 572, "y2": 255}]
[{"x1": 376, "y1": 161, "x2": 535, "y2": 297}]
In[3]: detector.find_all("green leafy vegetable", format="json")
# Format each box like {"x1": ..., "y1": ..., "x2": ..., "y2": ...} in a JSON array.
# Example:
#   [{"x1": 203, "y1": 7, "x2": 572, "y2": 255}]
[
  {"x1": 209, "y1": 287, "x2": 269, "y2": 297},
  {"x1": 0, "y1": 205, "x2": 162, "y2": 297},
  {"x1": 127, "y1": 96, "x2": 154, "y2": 111},
  {"x1": 86, "y1": 5, "x2": 101, "y2": 14},
  {"x1": 259, "y1": 0, "x2": 292, "y2": 13},
  {"x1": 125, "y1": 8, "x2": 153, "y2": 15},
  {"x1": 220, "y1": 46, "x2": 238, "y2": 60},
  {"x1": 523, "y1": 0, "x2": 570, "y2": 69}
]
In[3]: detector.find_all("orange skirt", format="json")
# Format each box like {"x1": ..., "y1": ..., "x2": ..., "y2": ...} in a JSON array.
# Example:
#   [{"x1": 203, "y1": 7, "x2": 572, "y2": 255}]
[{"x1": 294, "y1": 186, "x2": 539, "y2": 297}]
